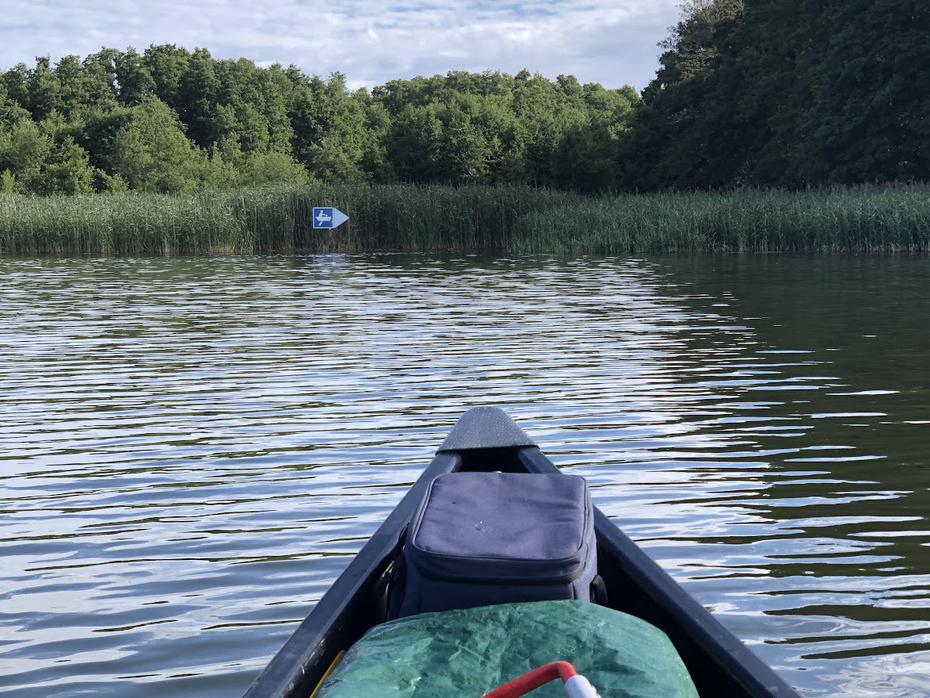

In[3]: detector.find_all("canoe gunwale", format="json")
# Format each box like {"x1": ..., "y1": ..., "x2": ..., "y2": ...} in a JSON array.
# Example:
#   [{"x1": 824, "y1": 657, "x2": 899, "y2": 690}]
[
  {"x1": 243, "y1": 451, "x2": 461, "y2": 698},
  {"x1": 517, "y1": 447, "x2": 798, "y2": 697}
]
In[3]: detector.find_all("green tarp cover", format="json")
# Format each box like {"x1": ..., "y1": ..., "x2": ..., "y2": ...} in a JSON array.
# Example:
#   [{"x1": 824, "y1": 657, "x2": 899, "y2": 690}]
[{"x1": 317, "y1": 600, "x2": 699, "y2": 697}]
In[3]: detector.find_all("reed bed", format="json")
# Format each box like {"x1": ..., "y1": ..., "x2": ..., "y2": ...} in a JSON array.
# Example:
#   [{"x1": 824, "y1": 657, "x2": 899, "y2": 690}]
[
  {"x1": 0, "y1": 191, "x2": 249, "y2": 256},
  {"x1": 513, "y1": 186, "x2": 930, "y2": 254},
  {"x1": 1, "y1": 184, "x2": 929, "y2": 256},
  {"x1": 0, "y1": 185, "x2": 583, "y2": 256}
]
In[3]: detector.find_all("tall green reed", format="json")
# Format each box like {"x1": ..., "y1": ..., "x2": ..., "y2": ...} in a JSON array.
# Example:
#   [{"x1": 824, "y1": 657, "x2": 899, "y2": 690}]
[
  {"x1": 1, "y1": 183, "x2": 928, "y2": 256},
  {"x1": 512, "y1": 186, "x2": 930, "y2": 254}
]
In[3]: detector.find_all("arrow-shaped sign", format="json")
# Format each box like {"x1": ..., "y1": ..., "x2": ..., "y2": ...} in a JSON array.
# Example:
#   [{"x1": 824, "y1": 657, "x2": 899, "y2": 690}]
[{"x1": 312, "y1": 207, "x2": 349, "y2": 230}]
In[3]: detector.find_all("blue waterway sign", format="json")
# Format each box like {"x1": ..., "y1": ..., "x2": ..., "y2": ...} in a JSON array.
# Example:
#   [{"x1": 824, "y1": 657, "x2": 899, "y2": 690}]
[{"x1": 312, "y1": 207, "x2": 349, "y2": 230}]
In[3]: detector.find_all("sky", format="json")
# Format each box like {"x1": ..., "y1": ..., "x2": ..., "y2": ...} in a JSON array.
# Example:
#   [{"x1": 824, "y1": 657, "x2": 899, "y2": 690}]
[{"x1": 0, "y1": 0, "x2": 681, "y2": 91}]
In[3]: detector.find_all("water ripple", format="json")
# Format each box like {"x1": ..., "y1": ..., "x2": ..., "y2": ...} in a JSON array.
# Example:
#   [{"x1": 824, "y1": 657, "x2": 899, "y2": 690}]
[{"x1": 0, "y1": 255, "x2": 928, "y2": 697}]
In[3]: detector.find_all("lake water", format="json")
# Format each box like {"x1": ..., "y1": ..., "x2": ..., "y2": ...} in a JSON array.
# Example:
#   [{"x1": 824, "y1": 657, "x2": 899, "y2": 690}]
[{"x1": 0, "y1": 255, "x2": 928, "y2": 697}]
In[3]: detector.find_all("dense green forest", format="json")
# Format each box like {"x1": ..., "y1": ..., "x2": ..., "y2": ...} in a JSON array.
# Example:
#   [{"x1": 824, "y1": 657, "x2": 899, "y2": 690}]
[
  {"x1": 633, "y1": 0, "x2": 929, "y2": 188},
  {"x1": 0, "y1": 49, "x2": 637, "y2": 195},
  {"x1": 0, "y1": 0, "x2": 927, "y2": 197}
]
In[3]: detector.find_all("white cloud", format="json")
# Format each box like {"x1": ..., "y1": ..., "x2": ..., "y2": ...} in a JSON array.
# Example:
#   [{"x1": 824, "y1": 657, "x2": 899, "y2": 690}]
[{"x1": 0, "y1": 0, "x2": 680, "y2": 90}]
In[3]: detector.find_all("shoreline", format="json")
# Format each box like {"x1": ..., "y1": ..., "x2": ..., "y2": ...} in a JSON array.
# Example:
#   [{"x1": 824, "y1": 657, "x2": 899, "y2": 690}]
[{"x1": 2, "y1": 183, "x2": 929, "y2": 256}]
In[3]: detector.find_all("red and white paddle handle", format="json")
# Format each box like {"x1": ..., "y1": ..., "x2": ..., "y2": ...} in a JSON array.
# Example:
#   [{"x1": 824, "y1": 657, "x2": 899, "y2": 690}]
[{"x1": 483, "y1": 661, "x2": 601, "y2": 698}]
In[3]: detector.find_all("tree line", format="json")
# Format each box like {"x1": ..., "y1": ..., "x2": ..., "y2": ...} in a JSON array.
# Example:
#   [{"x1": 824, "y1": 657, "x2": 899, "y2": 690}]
[
  {"x1": 631, "y1": 0, "x2": 929, "y2": 189},
  {"x1": 1, "y1": 0, "x2": 927, "y2": 196},
  {"x1": 0, "y1": 47, "x2": 638, "y2": 195}
]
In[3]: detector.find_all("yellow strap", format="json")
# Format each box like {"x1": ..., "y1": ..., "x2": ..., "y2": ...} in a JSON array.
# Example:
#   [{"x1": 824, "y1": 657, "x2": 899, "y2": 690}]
[{"x1": 308, "y1": 650, "x2": 346, "y2": 698}]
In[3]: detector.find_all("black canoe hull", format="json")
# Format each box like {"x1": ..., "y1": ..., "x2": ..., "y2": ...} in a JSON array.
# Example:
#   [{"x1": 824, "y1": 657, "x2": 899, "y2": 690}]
[{"x1": 244, "y1": 408, "x2": 799, "y2": 698}]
